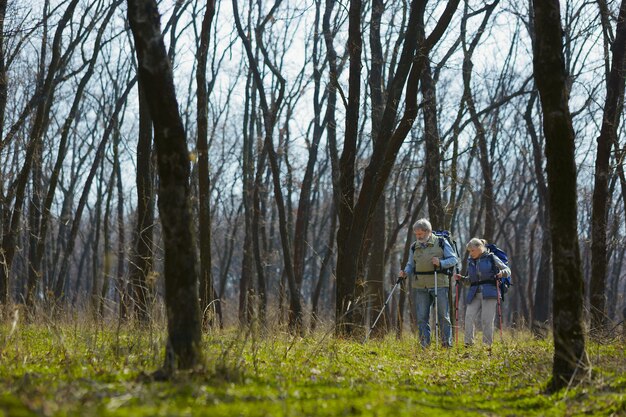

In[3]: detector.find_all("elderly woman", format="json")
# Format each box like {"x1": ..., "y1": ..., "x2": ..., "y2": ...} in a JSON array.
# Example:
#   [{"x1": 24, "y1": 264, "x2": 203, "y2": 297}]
[{"x1": 455, "y1": 238, "x2": 511, "y2": 348}]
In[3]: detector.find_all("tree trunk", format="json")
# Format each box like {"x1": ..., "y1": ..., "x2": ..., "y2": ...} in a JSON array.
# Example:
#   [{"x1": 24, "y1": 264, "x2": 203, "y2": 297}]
[
  {"x1": 0, "y1": 0, "x2": 7, "y2": 141},
  {"x1": 113, "y1": 130, "x2": 127, "y2": 320},
  {"x1": 590, "y1": 0, "x2": 626, "y2": 333},
  {"x1": 129, "y1": 82, "x2": 155, "y2": 323},
  {"x1": 293, "y1": 0, "x2": 325, "y2": 295},
  {"x1": 90, "y1": 162, "x2": 106, "y2": 320},
  {"x1": 100, "y1": 168, "x2": 115, "y2": 319},
  {"x1": 335, "y1": 0, "x2": 363, "y2": 336},
  {"x1": 421, "y1": 57, "x2": 445, "y2": 228},
  {"x1": 525, "y1": 91, "x2": 552, "y2": 336},
  {"x1": 365, "y1": 0, "x2": 386, "y2": 338},
  {"x1": 239, "y1": 71, "x2": 255, "y2": 325},
  {"x1": 531, "y1": 0, "x2": 590, "y2": 391},
  {"x1": 127, "y1": 0, "x2": 202, "y2": 372},
  {"x1": 196, "y1": 0, "x2": 217, "y2": 327}
]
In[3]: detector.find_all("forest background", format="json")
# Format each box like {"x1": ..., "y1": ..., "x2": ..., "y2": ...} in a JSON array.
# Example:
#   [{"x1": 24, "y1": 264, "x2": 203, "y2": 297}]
[{"x1": 0, "y1": 0, "x2": 625, "y2": 412}]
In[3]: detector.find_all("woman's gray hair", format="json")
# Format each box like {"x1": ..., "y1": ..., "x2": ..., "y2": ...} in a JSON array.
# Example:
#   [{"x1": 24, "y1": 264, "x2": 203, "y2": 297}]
[
  {"x1": 412, "y1": 218, "x2": 432, "y2": 233},
  {"x1": 466, "y1": 237, "x2": 487, "y2": 250}
]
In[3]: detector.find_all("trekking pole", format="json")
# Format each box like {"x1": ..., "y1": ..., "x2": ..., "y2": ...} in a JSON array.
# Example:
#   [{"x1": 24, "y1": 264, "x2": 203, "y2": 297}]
[
  {"x1": 434, "y1": 266, "x2": 439, "y2": 349},
  {"x1": 496, "y1": 278, "x2": 503, "y2": 343},
  {"x1": 363, "y1": 275, "x2": 405, "y2": 343},
  {"x1": 454, "y1": 279, "x2": 460, "y2": 346}
]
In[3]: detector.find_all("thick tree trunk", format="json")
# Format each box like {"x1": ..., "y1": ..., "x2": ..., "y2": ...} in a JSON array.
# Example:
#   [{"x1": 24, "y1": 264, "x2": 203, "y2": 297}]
[
  {"x1": 127, "y1": 0, "x2": 202, "y2": 371},
  {"x1": 531, "y1": 0, "x2": 590, "y2": 391},
  {"x1": 590, "y1": 0, "x2": 626, "y2": 333},
  {"x1": 335, "y1": 0, "x2": 363, "y2": 336}
]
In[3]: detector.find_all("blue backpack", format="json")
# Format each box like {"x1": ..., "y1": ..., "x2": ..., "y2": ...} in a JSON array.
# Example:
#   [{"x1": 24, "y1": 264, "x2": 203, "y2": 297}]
[
  {"x1": 434, "y1": 230, "x2": 460, "y2": 276},
  {"x1": 485, "y1": 243, "x2": 512, "y2": 301}
]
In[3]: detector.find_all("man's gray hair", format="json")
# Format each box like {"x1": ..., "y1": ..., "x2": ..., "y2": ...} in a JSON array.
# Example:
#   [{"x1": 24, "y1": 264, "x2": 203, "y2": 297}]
[{"x1": 412, "y1": 218, "x2": 432, "y2": 233}]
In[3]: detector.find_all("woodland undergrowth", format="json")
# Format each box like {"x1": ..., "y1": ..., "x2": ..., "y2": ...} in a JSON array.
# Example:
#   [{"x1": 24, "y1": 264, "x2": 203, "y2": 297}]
[{"x1": 0, "y1": 311, "x2": 624, "y2": 416}]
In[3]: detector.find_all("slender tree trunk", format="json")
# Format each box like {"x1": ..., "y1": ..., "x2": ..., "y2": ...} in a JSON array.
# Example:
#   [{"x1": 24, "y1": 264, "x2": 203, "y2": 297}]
[
  {"x1": 311, "y1": 202, "x2": 337, "y2": 330},
  {"x1": 525, "y1": 91, "x2": 552, "y2": 336},
  {"x1": 113, "y1": 130, "x2": 127, "y2": 320},
  {"x1": 100, "y1": 168, "x2": 115, "y2": 319},
  {"x1": 293, "y1": 0, "x2": 325, "y2": 295},
  {"x1": 127, "y1": 0, "x2": 202, "y2": 372},
  {"x1": 590, "y1": 0, "x2": 626, "y2": 333},
  {"x1": 421, "y1": 58, "x2": 445, "y2": 227},
  {"x1": 322, "y1": 0, "x2": 341, "y2": 209},
  {"x1": 531, "y1": 0, "x2": 590, "y2": 391},
  {"x1": 196, "y1": 0, "x2": 217, "y2": 327},
  {"x1": 239, "y1": 72, "x2": 255, "y2": 324},
  {"x1": 129, "y1": 82, "x2": 155, "y2": 323},
  {"x1": 90, "y1": 163, "x2": 106, "y2": 320},
  {"x1": 0, "y1": 0, "x2": 7, "y2": 141}
]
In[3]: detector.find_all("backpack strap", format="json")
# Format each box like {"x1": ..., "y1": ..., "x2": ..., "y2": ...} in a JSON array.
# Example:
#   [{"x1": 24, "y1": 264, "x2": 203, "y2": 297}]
[{"x1": 486, "y1": 252, "x2": 501, "y2": 274}]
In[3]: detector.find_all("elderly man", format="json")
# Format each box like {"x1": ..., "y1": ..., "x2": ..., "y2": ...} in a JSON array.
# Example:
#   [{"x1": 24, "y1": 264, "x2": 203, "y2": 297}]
[{"x1": 400, "y1": 218, "x2": 458, "y2": 348}]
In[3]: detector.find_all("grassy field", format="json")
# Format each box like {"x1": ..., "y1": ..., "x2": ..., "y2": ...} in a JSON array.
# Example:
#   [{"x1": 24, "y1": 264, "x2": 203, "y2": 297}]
[{"x1": 0, "y1": 318, "x2": 624, "y2": 417}]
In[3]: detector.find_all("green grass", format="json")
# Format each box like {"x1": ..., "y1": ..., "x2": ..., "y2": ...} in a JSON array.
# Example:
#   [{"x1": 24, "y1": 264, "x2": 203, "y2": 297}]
[{"x1": 0, "y1": 320, "x2": 624, "y2": 416}]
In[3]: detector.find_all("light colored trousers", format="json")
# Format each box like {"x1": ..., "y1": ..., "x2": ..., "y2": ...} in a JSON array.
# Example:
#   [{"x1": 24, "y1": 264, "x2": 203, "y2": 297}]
[{"x1": 464, "y1": 292, "x2": 498, "y2": 346}]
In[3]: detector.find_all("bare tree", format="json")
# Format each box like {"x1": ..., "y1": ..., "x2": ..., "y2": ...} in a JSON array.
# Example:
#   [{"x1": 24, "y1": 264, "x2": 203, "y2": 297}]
[
  {"x1": 590, "y1": 0, "x2": 626, "y2": 333},
  {"x1": 232, "y1": 0, "x2": 304, "y2": 331},
  {"x1": 127, "y1": 0, "x2": 202, "y2": 372},
  {"x1": 0, "y1": 0, "x2": 80, "y2": 305},
  {"x1": 531, "y1": 0, "x2": 590, "y2": 391},
  {"x1": 335, "y1": 0, "x2": 460, "y2": 336},
  {"x1": 0, "y1": 0, "x2": 7, "y2": 140},
  {"x1": 129, "y1": 75, "x2": 155, "y2": 323},
  {"x1": 460, "y1": 0, "x2": 500, "y2": 241},
  {"x1": 196, "y1": 0, "x2": 218, "y2": 327}
]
